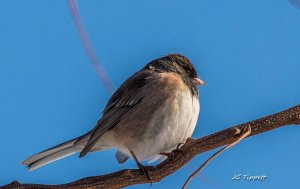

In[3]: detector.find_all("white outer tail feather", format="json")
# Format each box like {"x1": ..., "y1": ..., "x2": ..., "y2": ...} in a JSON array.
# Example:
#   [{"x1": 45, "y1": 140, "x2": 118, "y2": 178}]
[
  {"x1": 22, "y1": 137, "x2": 84, "y2": 171},
  {"x1": 27, "y1": 146, "x2": 79, "y2": 171}
]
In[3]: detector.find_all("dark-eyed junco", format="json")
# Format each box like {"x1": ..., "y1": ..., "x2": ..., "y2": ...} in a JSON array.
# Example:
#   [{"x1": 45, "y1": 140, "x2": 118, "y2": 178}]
[{"x1": 22, "y1": 54, "x2": 205, "y2": 171}]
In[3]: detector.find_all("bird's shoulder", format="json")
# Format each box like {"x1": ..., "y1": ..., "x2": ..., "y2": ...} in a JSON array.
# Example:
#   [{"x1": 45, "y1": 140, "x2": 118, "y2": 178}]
[{"x1": 103, "y1": 68, "x2": 186, "y2": 114}]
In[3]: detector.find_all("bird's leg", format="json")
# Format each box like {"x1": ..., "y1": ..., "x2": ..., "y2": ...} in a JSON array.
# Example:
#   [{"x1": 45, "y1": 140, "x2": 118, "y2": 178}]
[{"x1": 129, "y1": 150, "x2": 152, "y2": 182}]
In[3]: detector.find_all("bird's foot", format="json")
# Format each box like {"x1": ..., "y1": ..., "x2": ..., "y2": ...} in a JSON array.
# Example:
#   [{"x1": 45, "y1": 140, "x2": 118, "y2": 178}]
[
  {"x1": 138, "y1": 164, "x2": 152, "y2": 182},
  {"x1": 160, "y1": 143, "x2": 185, "y2": 159}
]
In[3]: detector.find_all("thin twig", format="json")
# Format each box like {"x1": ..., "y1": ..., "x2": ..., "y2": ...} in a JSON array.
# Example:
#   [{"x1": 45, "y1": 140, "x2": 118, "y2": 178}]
[
  {"x1": 67, "y1": 0, "x2": 114, "y2": 93},
  {"x1": 182, "y1": 125, "x2": 252, "y2": 189}
]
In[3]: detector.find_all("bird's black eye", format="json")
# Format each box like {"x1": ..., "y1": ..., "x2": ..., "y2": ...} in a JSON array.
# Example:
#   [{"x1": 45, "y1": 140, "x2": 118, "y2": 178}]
[{"x1": 186, "y1": 70, "x2": 191, "y2": 75}]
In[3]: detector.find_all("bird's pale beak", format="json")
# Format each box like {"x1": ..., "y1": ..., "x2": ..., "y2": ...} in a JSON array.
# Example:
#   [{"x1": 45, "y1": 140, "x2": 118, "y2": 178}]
[{"x1": 193, "y1": 78, "x2": 206, "y2": 86}]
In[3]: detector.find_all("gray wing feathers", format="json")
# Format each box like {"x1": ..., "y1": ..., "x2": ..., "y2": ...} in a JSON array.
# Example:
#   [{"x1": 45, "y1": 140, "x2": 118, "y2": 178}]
[
  {"x1": 79, "y1": 107, "x2": 131, "y2": 157},
  {"x1": 79, "y1": 71, "x2": 152, "y2": 158}
]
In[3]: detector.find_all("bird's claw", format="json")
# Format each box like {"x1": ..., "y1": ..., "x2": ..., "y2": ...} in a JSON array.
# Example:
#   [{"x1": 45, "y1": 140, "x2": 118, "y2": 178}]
[
  {"x1": 160, "y1": 143, "x2": 185, "y2": 159},
  {"x1": 139, "y1": 165, "x2": 152, "y2": 182}
]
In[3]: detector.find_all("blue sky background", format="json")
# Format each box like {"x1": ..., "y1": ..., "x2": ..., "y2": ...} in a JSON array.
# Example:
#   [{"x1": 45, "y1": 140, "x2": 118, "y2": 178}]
[{"x1": 0, "y1": 0, "x2": 299, "y2": 188}]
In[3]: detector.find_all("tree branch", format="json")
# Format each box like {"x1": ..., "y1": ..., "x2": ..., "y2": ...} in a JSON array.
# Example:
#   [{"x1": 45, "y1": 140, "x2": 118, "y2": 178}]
[{"x1": 2, "y1": 105, "x2": 300, "y2": 189}]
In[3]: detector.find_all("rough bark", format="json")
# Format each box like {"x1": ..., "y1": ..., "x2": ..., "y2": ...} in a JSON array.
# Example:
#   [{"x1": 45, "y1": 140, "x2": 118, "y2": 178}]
[{"x1": 1, "y1": 105, "x2": 299, "y2": 189}]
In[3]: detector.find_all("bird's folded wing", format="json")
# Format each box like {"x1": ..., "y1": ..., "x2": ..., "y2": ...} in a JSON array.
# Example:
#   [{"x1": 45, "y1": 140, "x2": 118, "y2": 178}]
[{"x1": 79, "y1": 69, "x2": 154, "y2": 157}]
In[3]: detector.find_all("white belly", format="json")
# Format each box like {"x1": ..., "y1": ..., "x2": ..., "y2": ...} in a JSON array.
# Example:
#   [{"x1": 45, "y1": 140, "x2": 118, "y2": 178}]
[{"x1": 115, "y1": 90, "x2": 200, "y2": 162}]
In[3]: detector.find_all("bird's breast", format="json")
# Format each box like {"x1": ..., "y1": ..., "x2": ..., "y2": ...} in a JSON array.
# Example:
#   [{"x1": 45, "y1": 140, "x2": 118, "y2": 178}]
[
  {"x1": 147, "y1": 90, "x2": 200, "y2": 151},
  {"x1": 116, "y1": 89, "x2": 200, "y2": 160}
]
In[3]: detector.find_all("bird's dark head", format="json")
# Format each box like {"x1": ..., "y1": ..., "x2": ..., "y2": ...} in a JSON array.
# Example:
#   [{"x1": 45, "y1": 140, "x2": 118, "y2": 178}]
[{"x1": 146, "y1": 54, "x2": 206, "y2": 86}]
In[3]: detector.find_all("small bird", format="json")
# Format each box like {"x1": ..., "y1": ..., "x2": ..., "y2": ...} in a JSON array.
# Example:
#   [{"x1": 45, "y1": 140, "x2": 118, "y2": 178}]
[{"x1": 22, "y1": 54, "x2": 206, "y2": 172}]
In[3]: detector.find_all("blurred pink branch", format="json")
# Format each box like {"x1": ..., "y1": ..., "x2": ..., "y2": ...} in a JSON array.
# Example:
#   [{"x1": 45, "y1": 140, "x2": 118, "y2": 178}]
[
  {"x1": 289, "y1": 0, "x2": 300, "y2": 9},
  {"x1": 68, "y1": 0, "x2": 114, "y2": 93}
]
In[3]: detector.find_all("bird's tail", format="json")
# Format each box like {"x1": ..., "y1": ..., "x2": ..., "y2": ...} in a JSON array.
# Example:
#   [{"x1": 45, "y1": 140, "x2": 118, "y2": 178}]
[{"x1": 22, "y1": 133, "x2": 90, "y2": 171}]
